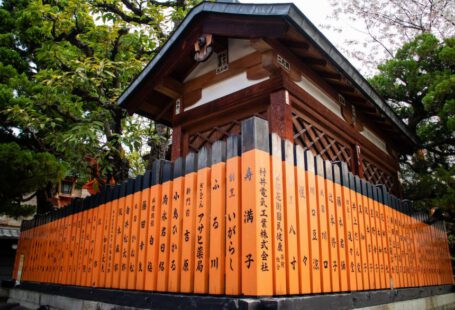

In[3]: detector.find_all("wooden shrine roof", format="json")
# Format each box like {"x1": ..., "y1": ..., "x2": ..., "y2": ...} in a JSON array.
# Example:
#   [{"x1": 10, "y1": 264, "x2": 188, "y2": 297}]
[{"x1": 117, "y1": 1, "x2": 419, "y2": 150}]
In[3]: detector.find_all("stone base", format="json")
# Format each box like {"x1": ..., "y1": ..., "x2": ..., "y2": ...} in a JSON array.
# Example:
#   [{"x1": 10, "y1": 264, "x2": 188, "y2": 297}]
[{"x1": 7, "y1": 282, "x2": 455, "y2": 310}]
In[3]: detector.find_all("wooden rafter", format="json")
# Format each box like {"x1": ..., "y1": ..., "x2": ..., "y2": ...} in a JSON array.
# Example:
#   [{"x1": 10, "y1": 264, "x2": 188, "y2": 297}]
[
  {"x1": 303, "y1": 57, "x2": 327, "y2": 66},
  {"x1": 281, "y1": 40, "x2": 310, "y2": 50},
  {"x1": 154, "y1": 77, "x2": 183, "y2": 99},
  {"x1": 317, "y1": 70, "x2": 342, "y2": 80}
]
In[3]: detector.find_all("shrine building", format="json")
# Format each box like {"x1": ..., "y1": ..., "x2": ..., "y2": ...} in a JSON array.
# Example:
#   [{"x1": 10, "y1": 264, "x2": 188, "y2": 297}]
[
  {"x1": 10, "y1": 2, "x2": 454, "y2": 309},
  {"x1": 118, "y1": 1, "x2": 418, "y2": 195}
]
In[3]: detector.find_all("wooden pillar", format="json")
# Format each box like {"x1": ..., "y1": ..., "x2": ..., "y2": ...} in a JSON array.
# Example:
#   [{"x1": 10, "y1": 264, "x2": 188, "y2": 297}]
[
  {"x1": 171, "y1": 126, "x2": 182, "y2": 161},
  {"x1": 353, "y1": 144, "x2": 364, "y2": 178},
  {"x1": 268, "y1": 90, "x2": 293, "y2": 141}
]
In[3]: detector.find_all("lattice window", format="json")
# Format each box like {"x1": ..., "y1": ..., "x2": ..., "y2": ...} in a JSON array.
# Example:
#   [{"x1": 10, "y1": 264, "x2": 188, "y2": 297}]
[
  {"x1": 188, "y1": 121, "x2": 240, "y2": 152},
  {"x1": 292, "y1": 111, "x2": 353, "y2": 170},
  {"x1": 188, "y1": 112, "x2": 266, "y2": 153},
  {"x1": 362, "y1": 158, "x2": 397, "y2": 193}
]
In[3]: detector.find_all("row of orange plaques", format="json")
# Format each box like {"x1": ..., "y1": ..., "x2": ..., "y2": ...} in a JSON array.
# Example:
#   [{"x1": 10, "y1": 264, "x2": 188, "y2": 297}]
[{"x1": 13, "y1": 117, "x2": 453, "y2": 296}]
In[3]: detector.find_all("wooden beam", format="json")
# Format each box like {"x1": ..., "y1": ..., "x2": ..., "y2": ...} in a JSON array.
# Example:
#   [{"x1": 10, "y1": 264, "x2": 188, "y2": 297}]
[
  {"x1": 154, "y1": 77, "x2": 183, "y2": 99},
  {"x1": 381, "y1": 126, "x2": 398, "y2": 133},
  {"x1": 268, "y1": 90, "x2": 294, "y2": 141},
  {"x1": 261, "y1": 50, "x2": 279, "y2": 75},
  {"x1": 263, "y1": 38, "x2": 341, "y2": 104},
  {"x1": 124, "y1": 21, "x2": 203, "y2": 112},
  {"x1": 328, "y1": 80, "x2": 356, "y2": 93},
  {"x1": 258, "y1": 49, "x2": 301, "y2": 82},
  {"x1": 183, "y1": 52, "x2": 262, "y2": 94},
  {"x1": 250, "y1": 38, "x2": 272, "y2": 52},
  {"x1": 246, "y1": 64, "x2": 271, "y2": 81},
  {"x1": 302, "y1": 57, "x2": 327, "y2": 66},
  {"x1": 212, "y1": 36, "x2": 228, "y2": 53},
  {"x1": 343, "y1": 94, "x2": 368, "y2": 105},
  {"x1": 281, "y1": 40, "x2": 310, "y2": 50},
  {"x1": 363, "y1": 110, "x2": 381, "y2": 116},
  {"x1": 155, "y1": 100, "x2": 174, "y2": 122},
  {"x1": 202, "y1": 15, "x2": 288, "y2": 38},
  {"x1": 336, "y1": 85, "x2": 356, "y2": 93},
  {"x1": 175, "y1": 75, "x2": 282, "y2": 127},
  {"x1": 355, "y1": 104, "x2": 377, "y2": 114},
  {"x1": 357, "y1": 106, "x2": 379, "y2": 116},
  {"x1": 317, "y1": 70, "x2": 342, "y2": 80},
  {"x1": 182, "y1": 89, "x2": 202, "y2": 109},
  {"x1": 136, "y1": 89, "x2": 173, "y2": 120},
  {"x1": 171, "y1": 125, "x2": 182, "y2": 161}
]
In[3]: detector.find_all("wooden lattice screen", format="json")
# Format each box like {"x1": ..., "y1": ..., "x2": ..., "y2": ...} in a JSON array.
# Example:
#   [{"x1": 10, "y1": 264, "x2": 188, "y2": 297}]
[
  {"x1": 188, "y1": 121, "x2": 241, "y2": 153},
  {"x1": 187, "y1": 112, "x2": 267, "y2": 153},
  {"x1": 291, "y1": 110, "x2": 399, "y2": 194},
  {"x1": 292, "y1": 111, "x2": 353, "y2": 170},
  {"x1": 362, "y1": 158, "x2": 398, "y2": 194},
  {"x1": 187, "y1": 109, "x2": 398, "y2": 194}
]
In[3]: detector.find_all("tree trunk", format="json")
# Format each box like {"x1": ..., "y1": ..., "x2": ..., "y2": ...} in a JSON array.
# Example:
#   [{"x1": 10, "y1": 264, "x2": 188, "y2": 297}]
[
  {"x1": 110, "y1": 108, "x2": 130, "y2": 183},
  {"x1": 145, "y1": 123, "x2": 170, "y2": 170},
  {"x1": 36, "y1": 185, "x2": 53, "y2": 214}
]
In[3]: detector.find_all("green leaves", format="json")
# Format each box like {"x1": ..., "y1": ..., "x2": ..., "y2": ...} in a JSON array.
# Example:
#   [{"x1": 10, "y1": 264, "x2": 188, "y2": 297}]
[
  {"x1": 0, "y1": 142, "x2": 67, "y2": 217},
  {"x1": 1, "y1": 0, "x2": 200, "y2": 214},
  {"x1": 370, "y1": 34, "x2": 455, "y2": 136},
  {"x1": 370, "y1": 34, "x2": 454, "y2": 252}
]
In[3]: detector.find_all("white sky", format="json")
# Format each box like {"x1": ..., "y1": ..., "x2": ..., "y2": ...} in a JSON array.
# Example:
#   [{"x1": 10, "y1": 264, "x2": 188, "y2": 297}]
[{"x1": 238, "y1": 0, "x2": 370, "y2": 74}]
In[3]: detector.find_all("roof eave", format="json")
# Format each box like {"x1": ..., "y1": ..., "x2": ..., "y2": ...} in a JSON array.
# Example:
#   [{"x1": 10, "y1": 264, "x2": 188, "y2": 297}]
[
  {"x1": 117, "y1": 2, "x2": 294, "y2": 109},
  {"x1": 284, "y1": 5, "x2": 419, "y2": 148},
  {"x1": 117, "y1": 1, "x2": 419, "y2": 149}
]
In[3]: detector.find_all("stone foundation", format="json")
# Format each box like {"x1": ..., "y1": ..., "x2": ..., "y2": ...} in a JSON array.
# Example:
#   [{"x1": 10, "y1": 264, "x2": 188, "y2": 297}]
[{"x1": 6, "y1": 283, "x2": 454, "y2": 310}]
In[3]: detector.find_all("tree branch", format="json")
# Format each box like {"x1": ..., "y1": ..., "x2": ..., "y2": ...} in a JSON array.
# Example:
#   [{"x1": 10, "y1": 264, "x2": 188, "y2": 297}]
[
  {"x1": 50, "y1": 14, "x2": 94, "y2": 57},
  {"x1": 110, "y1": 27, "x2": 129, "y2": 61},
  {"x1": 365, "y1": 23, "x2": 395, "y2": 58},
  {"x1": 120, "y1": 0, "x2": 143, "y2": 15},
  {"x1": 424, "y1": 138, "x2": 455, "y2": 148},
  {"x1": 93, "y1": 2, "x2": 155, "y2": 24},
  {"x1": 72, "y1": 87, "x2": 123, "y2": 114},
  {"x1": 147, "y1": 0, "x2": 184, "y2": 8}
]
